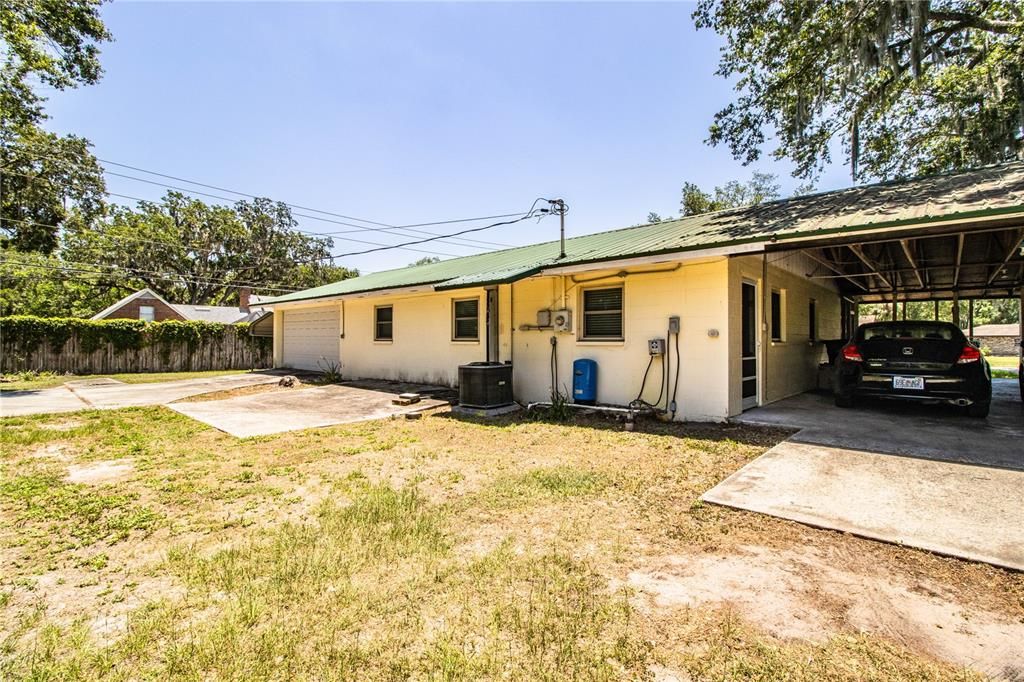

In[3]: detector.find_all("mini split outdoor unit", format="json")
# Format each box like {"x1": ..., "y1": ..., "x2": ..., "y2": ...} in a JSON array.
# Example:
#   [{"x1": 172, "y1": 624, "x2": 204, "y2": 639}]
[{"x1": 458, "y1": 362, "x2": 514, "y2": 409}]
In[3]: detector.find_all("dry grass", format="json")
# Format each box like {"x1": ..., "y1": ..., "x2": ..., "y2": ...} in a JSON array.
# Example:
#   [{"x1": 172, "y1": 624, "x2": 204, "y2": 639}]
[{"x1": 1, "y1": 406, "x2": 1021, "y2": 680}]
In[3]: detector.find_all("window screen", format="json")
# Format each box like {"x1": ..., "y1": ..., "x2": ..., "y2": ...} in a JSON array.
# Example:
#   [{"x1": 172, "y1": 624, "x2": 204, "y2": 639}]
[
  {"x1": 582, "y1": 287, "x2": 623, "y2": 340},
  {"x1": 139, "y1": 305, "x2": 155, "y2": 322},
  {"x1": 771, "y1": 290, "x2": 783, "y2": 341},
  {"x1": 452, "y1": 298, "x2": 479, "y2": 340},
  {"x1": 375, "y1": 305, "x2": 393, "y2": 341}
]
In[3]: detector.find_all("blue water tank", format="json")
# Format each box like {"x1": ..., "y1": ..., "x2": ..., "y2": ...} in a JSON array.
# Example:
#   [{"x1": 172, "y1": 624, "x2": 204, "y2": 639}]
[{"x1": 573, "y1": 358, "x2": 598, "y2": 405}]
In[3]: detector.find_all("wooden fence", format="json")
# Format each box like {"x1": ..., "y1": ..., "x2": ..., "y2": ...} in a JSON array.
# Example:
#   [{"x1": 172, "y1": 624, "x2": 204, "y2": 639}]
[{"x1": 1, "y1": 325, "x2": 271, "y2": 375}]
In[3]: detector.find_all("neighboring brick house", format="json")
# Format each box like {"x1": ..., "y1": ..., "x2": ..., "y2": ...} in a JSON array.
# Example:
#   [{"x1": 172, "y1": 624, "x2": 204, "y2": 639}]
[
  {"x1": 91, "y1": 288, "x2": 266, "y2": 325},
  {"x1": 972, "y1": 323, "x2": 1022, "y2": 356}
]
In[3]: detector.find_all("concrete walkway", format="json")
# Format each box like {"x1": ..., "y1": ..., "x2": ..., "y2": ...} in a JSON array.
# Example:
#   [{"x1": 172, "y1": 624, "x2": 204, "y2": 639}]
[
  {"x1": 704, "y1": 379, "x2": 1024, "y2": 570},
  {"x1": 0, "y1": 372, "x2": 282, "y2": 417},
  {"x1": 734, "y1": 380, "x2": 1023, "y2": 470},
  {"x1": 168, "y1": 381, "x2": 450, "y2": 437},
  {"x1": 703, "y1": 440, "x2": 1024, "y2": 571}
]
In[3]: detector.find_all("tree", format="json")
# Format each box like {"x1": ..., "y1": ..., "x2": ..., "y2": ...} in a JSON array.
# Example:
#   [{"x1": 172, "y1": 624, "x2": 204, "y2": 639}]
[
  {"x1": 646, "y1": 212, "x2": 664, "y2": 224},
  {"x1": 409, "y1": 256, "x2": 441, "y2": 266},
  {"x1": 0, "y1": 127, "x2": 106, "y2": 253},
  {"x1": 693, "y1": 1, "x2": 1024, "y2": 182},
  {"x1": 0, "y1": 249, "x2": 132, "y2": 317},
  {"x1": 680, "y1": 172, "x2": 781, "y2": 216},
  {"x1": 1, "y1": 0, "x2": 111, "y2": 252},
  {"x1": 1, "y1": 0, "x2": 111, "y2": 129},
  {"x1": 63, "y1": 192, "x2": 358, "y2": 306}
]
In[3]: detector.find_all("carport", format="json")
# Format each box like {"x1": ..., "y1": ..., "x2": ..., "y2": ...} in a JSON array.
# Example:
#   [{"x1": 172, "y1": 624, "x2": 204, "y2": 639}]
[
  {"x1": 776, "y1": 199, "x2": 1024, "y2": 343},
  {"x1": 707, "y1": 167, "x2": 1024, "y2": 571}
]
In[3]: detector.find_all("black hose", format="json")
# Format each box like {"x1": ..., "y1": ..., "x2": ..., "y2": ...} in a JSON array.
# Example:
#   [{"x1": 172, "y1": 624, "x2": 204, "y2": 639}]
[
  {"x1": 550, "y1": 335, "x2": 558, "y2": 400},
  {"x1": 671, "y1": 329, "x2": 681, "y2": 420},
  {"x1": 633, "y1": 352, "x2": 666, "y2": 411},
  {"x1": 634, "y1": 355, "x2": 655, "y2": 403},
  {"x1": 663, "y1": 327, "x2": 671, "y2": 411}
]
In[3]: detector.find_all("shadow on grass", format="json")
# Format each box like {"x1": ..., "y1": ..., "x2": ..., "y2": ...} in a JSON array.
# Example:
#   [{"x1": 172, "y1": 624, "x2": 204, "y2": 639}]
[{"x1": 434, "y1": 408, "x2": 795, "y2": 449}]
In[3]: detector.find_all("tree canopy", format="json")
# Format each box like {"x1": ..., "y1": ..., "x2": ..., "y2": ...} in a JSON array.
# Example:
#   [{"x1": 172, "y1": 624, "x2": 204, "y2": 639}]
[
  {"x1": 1, "y1": 0, "x2": 110, "y2": 253},
  {"x1": 1, "y1": 0, "x2": 110, "y2": 129},
  {"x1": 61, "y1": 192, "x2": 358, "y2": 306},
  {"x1": 409, "y1": 256, "x2": 442, "y2": 266},
  {"x1": 694, "y1": 1, "x2": 1024, "y2": 181},
  {"x1": 0, "y1": 127, "x2": 106, "y2": 253},
  {"x1": 680, "y1": 172, "x2": 780, "y2": 216}
]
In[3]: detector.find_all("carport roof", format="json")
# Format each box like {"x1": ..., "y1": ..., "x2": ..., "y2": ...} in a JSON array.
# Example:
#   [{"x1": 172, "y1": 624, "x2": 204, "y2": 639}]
[{"x1": 264, "y1": 161, "x2": 1024, "y2": 304}]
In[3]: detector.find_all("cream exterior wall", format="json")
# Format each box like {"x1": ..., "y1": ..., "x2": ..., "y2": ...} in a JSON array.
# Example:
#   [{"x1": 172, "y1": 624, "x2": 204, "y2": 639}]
[
  {"x1": 269, "y1": 252, "x2": 839, "y2": 421},
  {"x1": 727, "y1": 253, "x2": 842, "y2": 416},
  {"x1": 509, "y1": 259, "x2": 731, "y2": 421},
  {"x1": 335, "y1": 287, "x2": 495, "y2": 387}
]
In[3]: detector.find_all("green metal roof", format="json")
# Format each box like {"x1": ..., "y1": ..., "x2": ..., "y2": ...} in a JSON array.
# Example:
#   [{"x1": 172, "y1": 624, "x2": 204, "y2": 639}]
[{"x1": 265, "y1": 162, "x2": 1024, "y2": 304}]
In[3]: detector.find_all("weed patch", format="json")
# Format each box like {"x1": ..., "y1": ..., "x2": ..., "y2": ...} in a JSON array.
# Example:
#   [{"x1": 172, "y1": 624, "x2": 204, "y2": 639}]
[{"x1": 483, "y1": 466, "x2": 609, "y2": 508}]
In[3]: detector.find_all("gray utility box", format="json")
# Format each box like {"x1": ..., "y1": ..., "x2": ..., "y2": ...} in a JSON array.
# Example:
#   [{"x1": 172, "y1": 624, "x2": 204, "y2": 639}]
[{"x1": 458, "y1": 362, "x2": 513, "y2": 409}]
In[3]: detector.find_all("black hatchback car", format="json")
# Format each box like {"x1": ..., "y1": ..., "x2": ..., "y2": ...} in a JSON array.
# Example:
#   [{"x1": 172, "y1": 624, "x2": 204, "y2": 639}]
[{"x1": 835, "y1": 321, "x2": 992, "y2": 418}]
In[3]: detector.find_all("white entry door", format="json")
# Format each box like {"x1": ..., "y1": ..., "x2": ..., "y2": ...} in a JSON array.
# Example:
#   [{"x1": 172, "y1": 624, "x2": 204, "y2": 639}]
[{"x1": 281, "y1": 307, "x2": 340, "y2": 371}]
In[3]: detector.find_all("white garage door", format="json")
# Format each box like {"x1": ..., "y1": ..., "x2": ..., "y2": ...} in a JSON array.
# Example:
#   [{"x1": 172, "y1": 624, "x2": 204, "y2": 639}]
[{"x1": 282, "y1": 306, "x2": 340, "y2": 371}]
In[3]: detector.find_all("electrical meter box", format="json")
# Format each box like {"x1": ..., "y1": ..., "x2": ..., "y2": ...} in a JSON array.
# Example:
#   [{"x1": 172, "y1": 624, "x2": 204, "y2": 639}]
[
  {"x1": 536, "y1": 310, "x2": 552, "y2": 327},
  {"x1": 648, "y1": 338, "x2": 666, "y2": 355},
  {"x1": 552, "y1": 309, "x2": 572, "y2": 333}
]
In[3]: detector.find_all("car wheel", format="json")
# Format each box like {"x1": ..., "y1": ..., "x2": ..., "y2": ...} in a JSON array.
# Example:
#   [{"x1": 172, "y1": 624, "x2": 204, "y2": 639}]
[
  {"x1": 834, "y1": 393, "x2": 854, "y2": 408},
  {"x1": 967, "y1": 401, "x2": 990, "y2": 418}
]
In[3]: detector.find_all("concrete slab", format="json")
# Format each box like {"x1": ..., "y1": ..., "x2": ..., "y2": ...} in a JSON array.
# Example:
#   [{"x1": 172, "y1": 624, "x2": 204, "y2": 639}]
[
  {"x1": 68, "y1": 373, "x2": 282, "y2": 409},
  {"x1": 167, "y1": 383, "x2": 449, "y2": 437},
  {"x1": 0, "y1": 372, "x2": 283, "y2": 416},
  {"x1": 735, "y1": 379, "x2": 1023, "y2": 470},
  {"x1": 0, "y1": 386, "x2": 89, "y2": 417},
  {"x1": 703, "y1": 441, "x2": 1024, "y2": 571}
]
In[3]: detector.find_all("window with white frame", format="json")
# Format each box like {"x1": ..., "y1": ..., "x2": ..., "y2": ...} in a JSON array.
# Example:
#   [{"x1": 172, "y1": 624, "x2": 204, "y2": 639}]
[
  {"x1": 139, "y1": 305, "x2": 155, "y2": 322},
  {"x1": 374, "y1": 305, "x2": 393, "y2": 341},
  {"x1": 582, "y1": 286, "x2": 624, "y2": 340},
  {"x1": 452, "y1": 298, "x2": 479, "y2": 340}
]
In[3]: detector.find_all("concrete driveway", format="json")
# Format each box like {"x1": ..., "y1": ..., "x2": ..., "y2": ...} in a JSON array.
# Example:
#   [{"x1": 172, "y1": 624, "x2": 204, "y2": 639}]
[
  {"x1": 168, "y1": 380, "x2": 452, "y2": 437},
  {"x1": 0, "y1": 372, "x2": 282, "y2": 417},
  {"x1": 704, "y1": 379, "x2": 1024, "y2": 570}
]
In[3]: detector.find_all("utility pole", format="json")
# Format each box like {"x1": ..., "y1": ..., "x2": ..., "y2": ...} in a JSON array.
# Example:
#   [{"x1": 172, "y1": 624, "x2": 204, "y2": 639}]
[{"x1": 548, "y1": 199, "x2": 568, "y2": 259}]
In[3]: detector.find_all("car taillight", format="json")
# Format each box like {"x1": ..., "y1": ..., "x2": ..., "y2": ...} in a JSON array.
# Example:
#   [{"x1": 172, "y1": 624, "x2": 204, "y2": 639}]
[
  {"x1": 957, "y1": 345, "x2": 982, "y2": 364},
  {"x1": 841, "y1": 344, "x2": 863, "y2": 362}
]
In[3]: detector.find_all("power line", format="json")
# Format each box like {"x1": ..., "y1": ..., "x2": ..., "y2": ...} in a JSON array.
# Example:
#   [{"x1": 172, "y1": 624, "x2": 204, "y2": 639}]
[
  {"x1": 95, "y1": 157, "x2": 522, "y2": 246},
  {"x1": 309, "y1": 203, "x2": 553, "y2": 263},
  {"x1": 7, "y1": 149, "x2": 519, "y2": 248},
  {"x1": 0, "y1": 171, "x2": 463, "y2": 259},
  {"x1": 3, "y1": 170, "x2": 550, "y2": 263},
  {"x1": 0, "y1": 253, "x2": 301, "y2": 293},
  {"x1": 1, "y1": 211, "x2": 461, "y2": 260},
  {"x1": 99, "y1": 168, "x2": 519, "y2": 249}
]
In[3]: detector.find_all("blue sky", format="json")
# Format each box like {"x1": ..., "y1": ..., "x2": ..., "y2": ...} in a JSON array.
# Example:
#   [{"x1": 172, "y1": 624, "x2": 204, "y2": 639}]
[{"x1": 46, "y1": 1, "x2": 850, "y2": 274}]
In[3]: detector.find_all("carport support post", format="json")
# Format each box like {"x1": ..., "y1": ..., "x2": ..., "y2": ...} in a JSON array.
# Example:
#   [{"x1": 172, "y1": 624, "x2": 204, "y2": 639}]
[
  {"x1": 952, "y1": 294, "x2": 960, "y2": 329},
  {"x1": 968, "y1": 299, "x2": 974, "y2": 338},
  {"x1": 934, "y1": 300, "x2": 939, "y2": 321}
]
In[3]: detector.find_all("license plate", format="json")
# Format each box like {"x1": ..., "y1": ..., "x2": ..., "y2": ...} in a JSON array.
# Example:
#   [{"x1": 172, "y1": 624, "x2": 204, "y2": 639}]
[{"x1": 893, "y1": 376, "x2": 925, "y2": 390}]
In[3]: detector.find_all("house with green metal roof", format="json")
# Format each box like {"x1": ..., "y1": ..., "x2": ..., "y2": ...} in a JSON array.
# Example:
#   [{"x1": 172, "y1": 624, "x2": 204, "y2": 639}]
[{"x1": 261, "y1": 162, "x2": 1024, "y2": 420}]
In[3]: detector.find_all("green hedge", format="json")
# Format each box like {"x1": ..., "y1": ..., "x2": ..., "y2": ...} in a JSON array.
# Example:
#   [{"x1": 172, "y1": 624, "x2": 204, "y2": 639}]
[{"x1": 0, "y1": 316, "x2": 271, "y2": 358}]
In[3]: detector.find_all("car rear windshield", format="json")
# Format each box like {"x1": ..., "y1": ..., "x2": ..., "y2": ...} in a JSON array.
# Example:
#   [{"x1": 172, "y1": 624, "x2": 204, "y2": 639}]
[{"x1": 859, "y1": 324, "x2": 956, "y2": 341}]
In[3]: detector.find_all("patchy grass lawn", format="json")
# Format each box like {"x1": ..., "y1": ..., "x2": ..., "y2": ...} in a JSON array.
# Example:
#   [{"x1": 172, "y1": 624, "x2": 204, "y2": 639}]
[
  {"x1": 986, "y1": 355, "x2": 1020, "y2": 379},
  {"x1": 0, "y1": 369, "x2": 254, "y2": 392},
  {"x1": 1, "y1": 407, "x2": 1021, "y2": 680}
]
